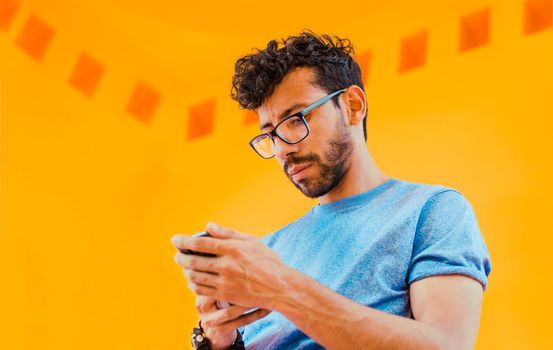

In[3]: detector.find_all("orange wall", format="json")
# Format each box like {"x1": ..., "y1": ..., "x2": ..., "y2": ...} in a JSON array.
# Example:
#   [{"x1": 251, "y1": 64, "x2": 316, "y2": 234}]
[{"x1": 1, "y1": 0, "x2": 552, "y2": 349}]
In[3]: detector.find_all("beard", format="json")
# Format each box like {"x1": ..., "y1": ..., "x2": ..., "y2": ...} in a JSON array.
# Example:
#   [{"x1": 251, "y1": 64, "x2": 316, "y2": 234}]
[{"x1": 283, "y1": 117, "x2": 354, "y2": 198}]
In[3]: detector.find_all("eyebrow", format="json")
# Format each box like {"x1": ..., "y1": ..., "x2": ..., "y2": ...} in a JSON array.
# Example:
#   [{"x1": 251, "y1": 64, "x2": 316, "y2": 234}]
[{"x1": 259, "y1": 102, "x2": 309, "y2": 131}]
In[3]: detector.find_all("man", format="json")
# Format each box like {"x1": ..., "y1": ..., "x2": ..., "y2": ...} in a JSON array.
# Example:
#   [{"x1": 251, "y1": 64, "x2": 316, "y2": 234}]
[{"x1": 171, "y1": 31, "x2": 492, "y2": 349}]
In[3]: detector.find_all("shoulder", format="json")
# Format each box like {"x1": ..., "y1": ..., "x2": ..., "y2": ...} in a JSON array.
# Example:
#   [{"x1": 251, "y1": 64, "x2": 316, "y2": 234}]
[
  {"x1": 417, "y1": 188, "x2": 475, "y2": 228},
  {"x1": 391, "y1": 178, "x2": 468, "y2": 211},
  {"x1": 388, "y1": 179, "x2": 477, "y2": 241}
]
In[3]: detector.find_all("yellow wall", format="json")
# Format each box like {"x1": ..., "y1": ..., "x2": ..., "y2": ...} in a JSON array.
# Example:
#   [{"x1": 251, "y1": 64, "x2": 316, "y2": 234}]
[{"x1": 1, "y1": 0, "x2": 551, "y2": 349}]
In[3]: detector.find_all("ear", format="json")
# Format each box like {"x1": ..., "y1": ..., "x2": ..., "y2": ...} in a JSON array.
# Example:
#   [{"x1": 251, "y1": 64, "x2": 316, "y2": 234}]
[{"x1": 343, "y1": 85, "x2": 367, "y2": 127}]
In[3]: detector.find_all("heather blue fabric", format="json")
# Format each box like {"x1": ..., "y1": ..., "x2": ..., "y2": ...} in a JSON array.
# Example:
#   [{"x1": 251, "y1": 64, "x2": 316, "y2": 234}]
[{"x1": 239, "y1": 177, "x2": 492, "y2": 349}]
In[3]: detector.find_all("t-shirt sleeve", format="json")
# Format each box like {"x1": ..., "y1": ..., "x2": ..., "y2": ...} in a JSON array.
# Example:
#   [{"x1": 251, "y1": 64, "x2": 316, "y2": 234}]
[{"x1": 407, "y1": 190, "x2": 492, "y2": 290}]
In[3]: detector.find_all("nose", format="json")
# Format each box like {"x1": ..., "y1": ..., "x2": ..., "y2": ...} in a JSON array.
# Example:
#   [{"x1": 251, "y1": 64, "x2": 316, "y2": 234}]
[{"x1": 273, "y1": 136, "x2": 298, "y2": 161}]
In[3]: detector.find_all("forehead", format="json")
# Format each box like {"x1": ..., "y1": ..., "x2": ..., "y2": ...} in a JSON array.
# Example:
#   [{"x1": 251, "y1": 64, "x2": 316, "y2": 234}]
[{"x1": 257, "y1": 67, "x2": 325, "y2": 129}]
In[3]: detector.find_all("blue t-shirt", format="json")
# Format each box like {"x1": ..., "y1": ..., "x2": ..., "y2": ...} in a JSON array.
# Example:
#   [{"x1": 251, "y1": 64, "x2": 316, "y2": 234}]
[{"x1": 240, "y1": 177, "x2": 492, "y2": 349}]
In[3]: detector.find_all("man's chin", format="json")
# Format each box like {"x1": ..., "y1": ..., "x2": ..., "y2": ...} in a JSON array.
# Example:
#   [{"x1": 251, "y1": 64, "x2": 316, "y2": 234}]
[
  {"x1": 292, "y1": 179, "x2": 328, "y2": 199},
  {"x1": 290, "y1": 178, "x2": 310, "y2": 196}
]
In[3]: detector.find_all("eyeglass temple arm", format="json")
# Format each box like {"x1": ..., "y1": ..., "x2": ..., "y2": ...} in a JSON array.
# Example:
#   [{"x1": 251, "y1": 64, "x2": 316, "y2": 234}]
[{"x1": 299, "y1": 89, "x2": 347, "y2": 115}]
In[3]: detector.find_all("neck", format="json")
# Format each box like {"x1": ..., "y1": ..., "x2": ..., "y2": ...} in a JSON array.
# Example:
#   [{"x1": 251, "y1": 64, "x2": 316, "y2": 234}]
[{"x1": 317, "y1": 145, "x2": 389, "y2": 205}]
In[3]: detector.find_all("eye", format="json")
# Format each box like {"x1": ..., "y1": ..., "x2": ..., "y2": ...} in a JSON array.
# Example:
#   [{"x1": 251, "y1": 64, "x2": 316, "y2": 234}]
[{"x1": 292, "y1": 117, "x2": 304, "y2": 125}]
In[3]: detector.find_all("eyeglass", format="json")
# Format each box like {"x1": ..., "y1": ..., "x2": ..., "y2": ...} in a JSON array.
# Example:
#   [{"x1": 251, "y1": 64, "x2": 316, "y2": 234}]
[{"x1": 248, "y1": 89, "x2": 347, "y2": 159}]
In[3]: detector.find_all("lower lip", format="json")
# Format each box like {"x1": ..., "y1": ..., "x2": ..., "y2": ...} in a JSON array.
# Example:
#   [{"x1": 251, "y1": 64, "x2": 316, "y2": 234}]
[{"x1": 292, "y1": 165, "x2": 312, "y2": 181}]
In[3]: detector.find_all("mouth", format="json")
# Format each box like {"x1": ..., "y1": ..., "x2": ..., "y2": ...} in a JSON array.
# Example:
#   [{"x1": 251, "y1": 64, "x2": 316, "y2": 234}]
[{"x1": 288, "y1": 163, "x2": 311, "y2": 176}]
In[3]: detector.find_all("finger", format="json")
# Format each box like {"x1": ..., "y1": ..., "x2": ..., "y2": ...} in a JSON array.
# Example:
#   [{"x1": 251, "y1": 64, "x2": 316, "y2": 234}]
[
  {"x1": 187, "y1": 280, "x2": 217, "y2": 297},
  {"x1": 171, "y1": 234, "x2": 226, "y2": 256},
  {"x1": 206, "y1": 222, "x2": 250, "y2": 240},
  {"x1": 220, "y1": 308, "x2": 272, "y2": 330},
  {"x1": 186, "y1": 269, "x2": 221, "y2": 288},
  {"x1": 183, "y1": 267, "x2": 218, "y2": 281},
  {"x1": 174, "y1": 252, "x2": 219, "y2": 274},
  {"x1": 202, "y1": 305, "x2": 255, "y2": 327},
  {"x1": 195, "y1": 295, "x2": 219, "y2": 314}
]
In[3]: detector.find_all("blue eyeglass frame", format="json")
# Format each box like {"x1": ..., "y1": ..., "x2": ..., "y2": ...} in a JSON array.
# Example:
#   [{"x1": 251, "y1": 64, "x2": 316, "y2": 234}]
[{"x1": 249, "y1": 88, "x2": 347, "y2": 159}]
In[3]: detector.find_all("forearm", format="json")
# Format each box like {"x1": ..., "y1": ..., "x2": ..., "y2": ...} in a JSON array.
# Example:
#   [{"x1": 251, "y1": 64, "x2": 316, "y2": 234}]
[{"x1": 273, "y1": 269, "x2": 452, "y2": 350}]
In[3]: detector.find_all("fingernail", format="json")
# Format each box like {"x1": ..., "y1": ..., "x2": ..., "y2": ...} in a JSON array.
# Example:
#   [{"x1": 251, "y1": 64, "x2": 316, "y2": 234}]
[
  {"x1": 171, "y1": 235, "x2": 179, "y2": 245},
  {"x1": 207, "y1": 222, "x2": 219, "y2": 232}
]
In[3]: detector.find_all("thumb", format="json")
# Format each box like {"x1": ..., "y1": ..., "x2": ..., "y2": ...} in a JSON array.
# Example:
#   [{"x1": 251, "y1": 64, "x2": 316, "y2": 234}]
[{"x1": 206, "y1": 222, "x2": 244, "y2": 240}]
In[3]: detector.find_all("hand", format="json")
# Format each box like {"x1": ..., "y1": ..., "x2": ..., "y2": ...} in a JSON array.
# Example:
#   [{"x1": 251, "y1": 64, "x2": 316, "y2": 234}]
[
  {"x1": 193, "y1": 294, "x2": 271, "y2": 350},
  {"x1": 171, "y1": 222, "x2": 295, "y2": 310}
]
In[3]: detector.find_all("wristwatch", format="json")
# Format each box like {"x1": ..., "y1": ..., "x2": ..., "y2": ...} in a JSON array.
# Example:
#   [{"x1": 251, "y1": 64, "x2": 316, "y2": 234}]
[{"x1": 191, "y1": 321, "x2": 245, "y2": 350}]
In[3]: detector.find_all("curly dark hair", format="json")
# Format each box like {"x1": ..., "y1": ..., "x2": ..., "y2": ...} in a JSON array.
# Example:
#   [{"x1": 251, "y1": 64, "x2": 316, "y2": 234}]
[{"x1": 231, "y1": 30, "x2": 367, "y2": 141}]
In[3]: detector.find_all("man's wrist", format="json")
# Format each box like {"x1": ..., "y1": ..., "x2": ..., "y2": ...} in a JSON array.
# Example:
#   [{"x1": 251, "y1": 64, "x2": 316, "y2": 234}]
[
  {"x1": 272, "y1": 267, "x2": 312, "y2": 315},
  {"x1": 209, "y1": 330, "x2": 238, "y2": 350},
  {"x1": 191, "y1": 321, "x2": 244, "y2": 350},
  {"x1": 272, "y1": 267, "x2": 359, "y2": 328}
]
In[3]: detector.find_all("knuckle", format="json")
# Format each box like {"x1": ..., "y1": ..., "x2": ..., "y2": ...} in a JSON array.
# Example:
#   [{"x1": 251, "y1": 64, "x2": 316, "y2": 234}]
[
  {"x1": 227, "y1": 243, "x2": 240, "y2": 255},
  {"x1": 203, "y1": 259, "x2": 214, "y2": 271},
  {"x1": 190, "y1": 271, "x2": 201, "y2": 283},
  {"x1": 242, "y1": 233, "x2": 255, "y2": 241},
  {"x1": 189, "y1": 241, "x2": 199, "y2": 251},
  {"x1": 210, "y1": 240, "x2": 221, "y2": 251},
  {"x1": 247, "y1": 240, "x2": 260, "y2": 250},
  {"x1": 219, "y1": 262, "x2": 230, "y2": 274},
  {"x1": 187, "y1": 257, "x2": 197, "y2": 269},
  {"x1": 219, "y1": 274, "x2": 229, "y2": 286},
  {"x1": 225, "y1": 262, "x2": 238, "y2": 274}
]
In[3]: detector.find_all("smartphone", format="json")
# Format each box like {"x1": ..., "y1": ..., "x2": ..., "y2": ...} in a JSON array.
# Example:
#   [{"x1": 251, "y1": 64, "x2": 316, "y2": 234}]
[
  {"x1": 179, "y1": 231, "x2": 217, "y2": 258},
  {"x1": 179, "y1": 231, "x2": 230, "y2": 308}
]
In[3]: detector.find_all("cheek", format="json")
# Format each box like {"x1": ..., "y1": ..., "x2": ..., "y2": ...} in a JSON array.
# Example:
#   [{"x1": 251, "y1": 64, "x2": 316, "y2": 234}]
[
  {"x1": 308, "y1": 119, "x2": 334, "y2": 144},
  {"x1": 305, "y1": 133, "x2": 327, "y2": 157}
]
